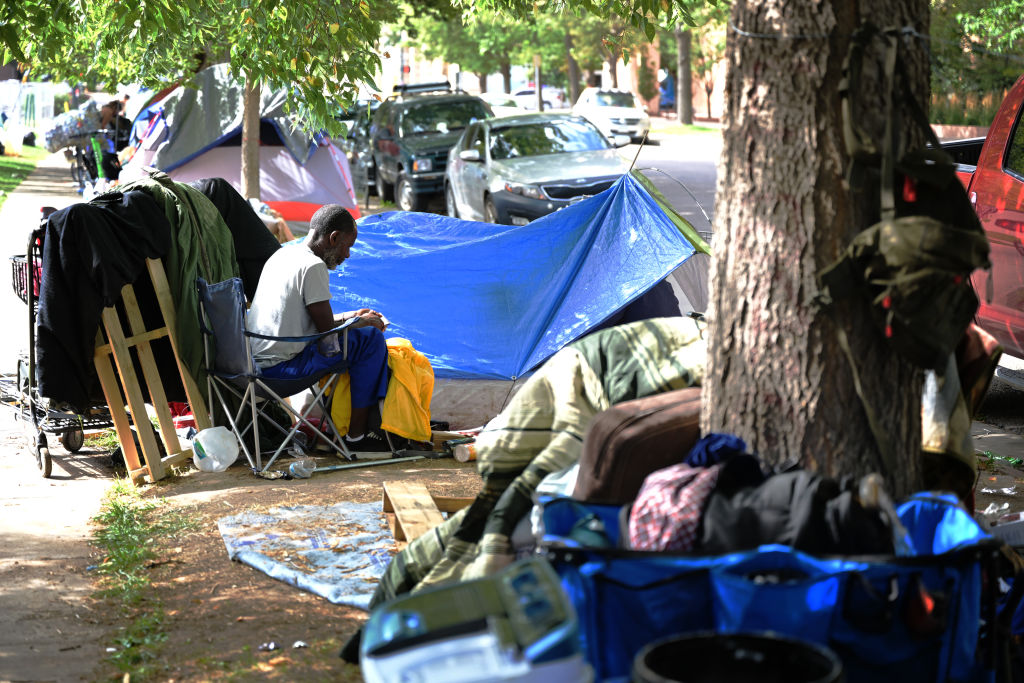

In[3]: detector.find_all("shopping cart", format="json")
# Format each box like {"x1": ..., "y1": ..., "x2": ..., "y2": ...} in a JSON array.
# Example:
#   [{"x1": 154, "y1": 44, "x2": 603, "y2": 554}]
[{"x1": 0, "y1": 207, "x2": 118, "y2": 477}]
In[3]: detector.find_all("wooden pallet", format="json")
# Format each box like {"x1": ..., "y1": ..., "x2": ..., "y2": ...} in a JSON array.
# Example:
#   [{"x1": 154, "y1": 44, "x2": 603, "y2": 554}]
[
  {"x1": 92, "y1": 258, "x2": 210, "y2": 485},
  {"x1": 381, "y1": 480, "x2": 474, "y2": 545}
]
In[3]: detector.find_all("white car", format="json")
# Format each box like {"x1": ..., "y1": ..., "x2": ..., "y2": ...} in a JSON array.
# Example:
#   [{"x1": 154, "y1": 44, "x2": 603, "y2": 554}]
[
  {"x1": 478, "y1": 93, "x2": 525, "y2": 118},
  {"x1": 572, "y1": 87, "x2": 651, "y2": 143},
  {"x1": 512, "y1": 86, "x2": 566, "y2": 111}
]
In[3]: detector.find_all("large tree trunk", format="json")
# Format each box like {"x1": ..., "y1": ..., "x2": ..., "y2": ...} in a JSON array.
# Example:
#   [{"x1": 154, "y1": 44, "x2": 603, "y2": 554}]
[
  {"x1": 675, "y1": 26, "x2": 694, "y2": 125},
  {"x1": 703, "y1": 0, "x2": 930, "y2": 497},
  {"x1": 565, "y1": 29, "x2": 582, "y2": 104},
  {"x1": 240, "y1": 72, "x2": 261, "y2": 200},
  {"x1": 477, "y1": 72, "x2": 488, "y2": 93}
]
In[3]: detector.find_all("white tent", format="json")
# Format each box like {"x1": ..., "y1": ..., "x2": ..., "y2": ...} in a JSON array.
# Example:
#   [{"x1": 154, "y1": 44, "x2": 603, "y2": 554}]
[{"x1": 121, "y1": 65, "x2": 358, "y2": 221}]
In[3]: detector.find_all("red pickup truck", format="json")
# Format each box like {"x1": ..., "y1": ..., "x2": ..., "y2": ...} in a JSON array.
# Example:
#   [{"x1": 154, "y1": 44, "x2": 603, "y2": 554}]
[{"x1": 948, "y1": 74, "x2": 1024, "y2": 363}]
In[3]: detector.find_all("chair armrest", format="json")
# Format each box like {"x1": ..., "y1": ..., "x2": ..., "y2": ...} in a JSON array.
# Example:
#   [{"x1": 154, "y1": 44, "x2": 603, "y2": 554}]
[{"x1": 244, "y1": 316, "x2": 362, "y2": 343}]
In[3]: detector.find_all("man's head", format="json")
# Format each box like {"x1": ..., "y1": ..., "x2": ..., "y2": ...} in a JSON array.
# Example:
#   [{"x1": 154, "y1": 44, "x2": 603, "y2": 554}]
[{"x1": 307, "y1": 205, "x2": 357, "y2": 270}]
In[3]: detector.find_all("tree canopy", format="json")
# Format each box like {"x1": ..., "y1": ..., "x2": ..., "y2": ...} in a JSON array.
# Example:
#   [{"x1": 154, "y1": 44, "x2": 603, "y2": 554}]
[
  {"x1": 2, "y1": 0, "x2": 391, "y2": 137},
  {"x1": 1, "y1": 0, "x2": 701, "y2": 135}
]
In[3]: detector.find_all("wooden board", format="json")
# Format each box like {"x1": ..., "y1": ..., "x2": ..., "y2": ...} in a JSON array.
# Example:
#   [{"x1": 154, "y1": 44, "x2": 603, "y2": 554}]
[
  {"x1": 381, "y1": 481, "x2": 473, "y2": 544},
  {"x1": 91, "y1": 259, "x2": 203, "y2": 484}
]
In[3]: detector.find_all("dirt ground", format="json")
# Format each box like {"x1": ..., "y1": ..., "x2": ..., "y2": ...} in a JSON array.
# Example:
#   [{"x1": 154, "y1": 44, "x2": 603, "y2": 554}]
[
  {"x1": 132, "y1": 454, "x2": 481, "y2": 682},
  {"x1": 0, "y1": 423, "x2": 481, "y2": 683}
]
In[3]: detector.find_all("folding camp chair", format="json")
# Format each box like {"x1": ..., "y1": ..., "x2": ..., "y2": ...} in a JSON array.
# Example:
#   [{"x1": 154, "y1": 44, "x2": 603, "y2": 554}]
[{"x1": 196, "y1": 276, "x2": 362, "y2": 472}]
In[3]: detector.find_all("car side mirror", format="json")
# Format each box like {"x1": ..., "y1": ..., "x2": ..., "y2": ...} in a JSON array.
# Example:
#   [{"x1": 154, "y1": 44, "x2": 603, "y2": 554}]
[
  {"x1": 613, "y1": 134, "x2": 631, "y2": 148},
  {"x1": 459, "y1": 149, "x2": 482, "y2": 162}
]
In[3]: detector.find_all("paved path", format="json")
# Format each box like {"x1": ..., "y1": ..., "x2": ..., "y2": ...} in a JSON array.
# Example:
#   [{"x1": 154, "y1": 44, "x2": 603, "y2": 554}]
[{"x1": 0, "y1": 152, "x2": 107, "y2": 683}]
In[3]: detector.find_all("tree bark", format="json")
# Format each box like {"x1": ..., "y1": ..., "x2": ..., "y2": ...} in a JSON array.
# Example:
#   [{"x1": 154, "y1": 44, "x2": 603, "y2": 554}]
[
  {"x1": 565, "y1": 29, "x2": 582, "y2": 104},
  {"x1": 240, "y1": 71, "x2": 261, "y2": 200},
  {"x1": 500, "y1": 62, "x2": 512, "y2": 94},
  {"x1": 676, "y1": 26, "x2": 694, "y2": 124},
  {"x1": 477, "y1": 72, "x2": 488, "y2": 93},
  {"x1": 703, "y1": 0, "x2": 930, "y2": 497}
]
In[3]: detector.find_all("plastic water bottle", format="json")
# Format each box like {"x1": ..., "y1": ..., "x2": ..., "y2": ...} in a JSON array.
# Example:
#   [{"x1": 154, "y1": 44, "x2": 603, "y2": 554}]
[{"x1": 289, "y1": 457, "x2": 316, "y2": 479}]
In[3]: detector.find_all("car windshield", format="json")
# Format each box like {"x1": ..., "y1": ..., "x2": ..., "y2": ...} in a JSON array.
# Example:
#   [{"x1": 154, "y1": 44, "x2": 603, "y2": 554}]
[
  {"x1": 594, "y1": 91, "x2": 637, "y2": 107},
  {"x1": 400, "y1": 101, "x2": 490, "y2": 136},
  {"x1": 489, "y1": 119, "x2": 608, "y2": 160}
]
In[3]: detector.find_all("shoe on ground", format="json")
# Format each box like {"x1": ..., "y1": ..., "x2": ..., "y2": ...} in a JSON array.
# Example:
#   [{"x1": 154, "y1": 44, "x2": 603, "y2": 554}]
[{"x1": 345, "y1": 429, "x2": 392, "y2": 452}]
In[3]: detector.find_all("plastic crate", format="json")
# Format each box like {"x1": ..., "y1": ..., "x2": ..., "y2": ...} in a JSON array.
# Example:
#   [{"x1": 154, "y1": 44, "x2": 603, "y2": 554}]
[{"x1": 9, "y1": 255, "x2": 40, "y2": 305}]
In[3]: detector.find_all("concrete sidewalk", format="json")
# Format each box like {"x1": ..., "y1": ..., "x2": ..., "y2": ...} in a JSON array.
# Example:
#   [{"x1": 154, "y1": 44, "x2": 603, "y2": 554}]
[{"x1": 0, "y1": 152, "x2": 106, "y2": 681}]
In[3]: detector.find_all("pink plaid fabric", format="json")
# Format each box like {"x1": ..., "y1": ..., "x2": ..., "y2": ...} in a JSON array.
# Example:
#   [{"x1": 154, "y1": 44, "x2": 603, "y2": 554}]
[{"x1": 628, "y1": 462, "x2": 721, "y2": 552}]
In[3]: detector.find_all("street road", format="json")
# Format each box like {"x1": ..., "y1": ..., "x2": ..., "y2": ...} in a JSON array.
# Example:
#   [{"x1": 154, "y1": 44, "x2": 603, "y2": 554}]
[{"x1": 629, "y1": 131, "x2": 720, "y2": 244}]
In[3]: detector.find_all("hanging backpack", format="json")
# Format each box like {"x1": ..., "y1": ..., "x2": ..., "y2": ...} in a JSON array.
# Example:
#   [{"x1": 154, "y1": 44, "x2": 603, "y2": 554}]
[{"x1": 819, "y1": 24, "x2": 990, "y2": 372}]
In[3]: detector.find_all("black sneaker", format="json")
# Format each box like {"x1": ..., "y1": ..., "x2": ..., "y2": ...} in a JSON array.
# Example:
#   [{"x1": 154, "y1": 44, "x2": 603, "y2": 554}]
[{"x1": 345, "y1": 429, "x2": 393, "y2": 453}]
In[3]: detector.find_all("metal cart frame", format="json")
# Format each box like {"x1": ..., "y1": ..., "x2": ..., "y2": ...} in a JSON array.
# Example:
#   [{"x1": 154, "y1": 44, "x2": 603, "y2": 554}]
[{"x1": 2, "y1": 208, "x2": 118, "y2": 476}]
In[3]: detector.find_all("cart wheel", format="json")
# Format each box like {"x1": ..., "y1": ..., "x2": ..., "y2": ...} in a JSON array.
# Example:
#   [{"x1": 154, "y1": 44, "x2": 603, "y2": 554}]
[
  {"x1": 36, "y1": 444, "x2": 52, "y2": 478},
  {"x1": 61, "y1": 428, "x2": 85, "y2": 453}
]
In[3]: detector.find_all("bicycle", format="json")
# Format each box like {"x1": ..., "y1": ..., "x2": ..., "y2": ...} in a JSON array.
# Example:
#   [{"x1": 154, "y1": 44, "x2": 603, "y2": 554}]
[
  {"x1": 67, "y1": 131, "x2": 102, "y2": 195},
  {"x1": 67, "y1": 127, "x2": 124, "y2": 197}
]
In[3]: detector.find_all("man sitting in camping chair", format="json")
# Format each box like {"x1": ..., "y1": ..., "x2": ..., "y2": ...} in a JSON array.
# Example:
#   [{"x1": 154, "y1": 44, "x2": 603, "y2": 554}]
[{"x1": 246, "y1": 204, "x2": 392, "y2": 451}]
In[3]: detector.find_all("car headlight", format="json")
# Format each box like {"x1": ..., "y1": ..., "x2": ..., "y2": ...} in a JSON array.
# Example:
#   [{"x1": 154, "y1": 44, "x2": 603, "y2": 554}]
[
  {"x1": 504, "y1": 182, "x2": 545, "y2": 200},
  {"x1": 412, "y1": 158, "x2": 432, "y2": 173}
]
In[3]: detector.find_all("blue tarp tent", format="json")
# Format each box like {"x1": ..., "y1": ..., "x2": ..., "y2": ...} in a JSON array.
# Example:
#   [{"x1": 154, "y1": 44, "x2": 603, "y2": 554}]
[{"x1": 328, "y1": 172, "x2": 707, "y2": 382}]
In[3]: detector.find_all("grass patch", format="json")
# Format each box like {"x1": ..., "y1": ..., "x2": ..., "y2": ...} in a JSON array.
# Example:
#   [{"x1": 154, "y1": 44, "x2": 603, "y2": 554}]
[
  {"x1": 0, "y1": 145, "x2": 50, "y2": 210},
  {"x1": 85, "y1": 429, "x2": 120, "y2": 452},
  {"x1": 92, "y1": 478, "x2": 197, "y2": 679}
]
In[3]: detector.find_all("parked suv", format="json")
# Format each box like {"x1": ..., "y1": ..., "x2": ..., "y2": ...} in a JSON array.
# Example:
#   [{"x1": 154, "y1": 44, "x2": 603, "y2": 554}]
[
  {"x1": 572, "y1": 87, "x2": 651, "y2": 143},
  {"x1": 369, "y1": 83, "x2": 493, "y2": 211}
]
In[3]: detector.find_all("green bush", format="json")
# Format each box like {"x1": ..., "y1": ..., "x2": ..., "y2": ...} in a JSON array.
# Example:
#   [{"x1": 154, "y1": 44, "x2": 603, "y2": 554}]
[{"x1": 53, "y1": 93, "x2": 71, "y2": 115}]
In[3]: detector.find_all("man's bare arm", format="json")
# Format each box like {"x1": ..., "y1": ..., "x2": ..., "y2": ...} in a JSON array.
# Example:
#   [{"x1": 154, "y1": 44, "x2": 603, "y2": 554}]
[{"x1": 307, "y1": 301, "x2": 385, "y2": 332}]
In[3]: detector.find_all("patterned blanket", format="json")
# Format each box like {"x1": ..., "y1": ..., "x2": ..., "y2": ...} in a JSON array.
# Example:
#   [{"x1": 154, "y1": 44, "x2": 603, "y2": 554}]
[{"x1": 367, "y1": 316, "x2": 707, "y2": 607}]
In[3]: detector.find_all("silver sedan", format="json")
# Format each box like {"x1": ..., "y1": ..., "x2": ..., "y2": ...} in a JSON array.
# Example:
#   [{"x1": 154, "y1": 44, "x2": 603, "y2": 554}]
[{"x1": 444, "y1": 113, "x2": 630, "y2": 225}]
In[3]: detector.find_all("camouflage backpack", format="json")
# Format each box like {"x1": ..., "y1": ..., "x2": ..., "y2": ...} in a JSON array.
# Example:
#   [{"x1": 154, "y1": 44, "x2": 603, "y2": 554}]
[{"x1": 819, "y1": 24, "x2": 990, "y2": 372}]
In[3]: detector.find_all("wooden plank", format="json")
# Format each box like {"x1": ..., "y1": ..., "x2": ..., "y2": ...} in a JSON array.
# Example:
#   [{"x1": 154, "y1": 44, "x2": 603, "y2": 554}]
[
  {"x1": 162, "y1": 449, "x2": 192, "y2": 468},
  {"x1": 93, "y1": 331, "x2": 146, "y2": 485},
  {"x1": 431, "y1": 496, "x2": 475, "y2": 514},
  {"x1": 119, "y1": 283, "x2": 182, "y2": 458},
  {"x1": 146, "y1": 258, "x2": 212, "y2": 431},
  {"x1": 382, "y1": 481, "x2": 445, "y2": 543},
  {"x1": 93, "y1": 327, "x2": 168, "y2": 355},
  {"x1": 101, "y1": 305, "x2": 166, "y2": 481}
]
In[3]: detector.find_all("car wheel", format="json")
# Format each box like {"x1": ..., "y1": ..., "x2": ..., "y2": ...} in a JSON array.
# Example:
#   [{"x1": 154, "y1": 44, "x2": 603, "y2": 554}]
[
  {"x1": 366, "y1": 159, "x2": 379, "y2": 197},
  {"x1": 376, "y1": 170, "x2": 395, "y2": 202},
  {"x1": 484, "y1": 197, "x2": 500, "y2": 224},
  {"x1": 397, "y1": 175, "x2": 426, "y2": 212},
  {"x1": 445, "y1": 184, "x2": 459, "y2": 218}
]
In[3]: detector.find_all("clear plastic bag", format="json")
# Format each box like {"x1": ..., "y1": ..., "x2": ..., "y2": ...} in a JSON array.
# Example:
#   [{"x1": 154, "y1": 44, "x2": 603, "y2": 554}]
[{"x1": 192, "y1": 426, "x2": 239, "y2": 472}]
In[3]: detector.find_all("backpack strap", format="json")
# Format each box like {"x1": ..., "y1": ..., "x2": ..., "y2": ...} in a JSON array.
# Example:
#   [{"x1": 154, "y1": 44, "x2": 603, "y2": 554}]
[
  {"x1": 879, "y1": 34, "x2": 899, "y2": 223},
  {"x1": 833, "y1": 316, "x2": 899, "y2": 476}
]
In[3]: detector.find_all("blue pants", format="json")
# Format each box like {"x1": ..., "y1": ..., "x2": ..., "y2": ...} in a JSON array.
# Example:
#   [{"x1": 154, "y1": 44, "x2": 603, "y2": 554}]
[{"x1": 261, "y1": 327, "x2": 389, "y2": 409}]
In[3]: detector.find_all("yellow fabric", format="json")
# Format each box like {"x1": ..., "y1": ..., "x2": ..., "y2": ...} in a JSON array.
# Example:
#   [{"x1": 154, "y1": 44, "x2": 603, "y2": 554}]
[
  {"x1": 380, "y1": 338, "x2": 435, "y2": 442},
  {"x1": 329, "y1": 338, "x2": 434, "y2": 442},
  {"x1": 328, "y1": 374, "x2": 352, "y2": 436}
]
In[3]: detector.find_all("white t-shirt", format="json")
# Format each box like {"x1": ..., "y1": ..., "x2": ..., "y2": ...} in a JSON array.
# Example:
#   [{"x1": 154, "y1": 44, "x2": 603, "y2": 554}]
[{"x1": 246, "y1": 243, "x2": 331, "y2": 367}]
